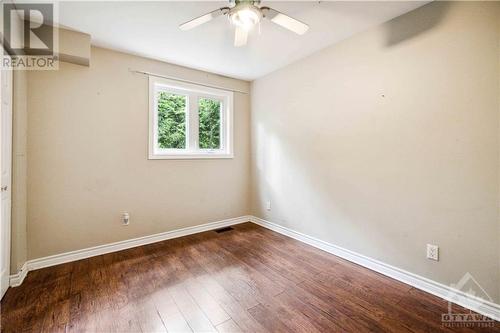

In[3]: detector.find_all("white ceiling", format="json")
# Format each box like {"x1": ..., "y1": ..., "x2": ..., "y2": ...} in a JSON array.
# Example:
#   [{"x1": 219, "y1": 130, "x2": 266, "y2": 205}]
[{"x1": 57, "y1": 1, "x2": 428, "y2": 81}]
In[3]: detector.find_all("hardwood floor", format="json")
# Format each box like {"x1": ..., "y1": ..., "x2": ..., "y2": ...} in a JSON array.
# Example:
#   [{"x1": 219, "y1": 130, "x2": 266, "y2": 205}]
[{"x1": 1, "y1": 222, "x2": 499, "y2": 332}]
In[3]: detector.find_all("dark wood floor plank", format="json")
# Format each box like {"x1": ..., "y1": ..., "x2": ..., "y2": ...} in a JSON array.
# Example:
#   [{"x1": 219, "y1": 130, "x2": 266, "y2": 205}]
[
  {"x1": 151, "y1": 240, "x2": 217, "y2": 333},
  {"x1": 247, "y1": 303, "x2": 293, "y2": 333},
  {"x1": 194, "y1": 272, "x2": 268, "y2": 333},
  {"x1": 153, "y1": 288, "x2": 193, "y2": 333},
  {"x1": 237, "y1": 223, "x2": 348, "y2": 269},
  {"x1": 214, "y1": 229, "x2": 322, "y2": 285},
  {"x1": 169, "y1": 284, "x2": 217, "y2": 333},
  {"x1": 255, "y1": 292, "x2": 328, "y2": 333},
  {"x1": 312, "y1": 273, "x2": 407, "y2": 320},
  {"x1": 40, "y1": 299, "x2": 70, "y2": 333},
  {"x1": 232, "y1": 225, "x2": 334, "y2": 272},
  {"x1": 216, "y1": 239, "x2": 300, "y2": 290},
  {"x1": 235, "y1": 224, "x2": 340, "y2": 264},
  {"x1": 158, "y1": 238, "x2": 231, "y2": 327},
  {"x1": 187, "y1": 241, "x2": 262, "y2": 310},
  {"x1": 295, "y1": 280, "x2": 388, "y2": 332},
  {"x1": 133, "y1": 298, "x2": 168, "y2": 333},
  {"x1": 1, "y1": 222, "x2": 498, "y2": 333},
  {"x1": 188, "y1": 233, "x2": 285, "y2": 310},
  {"x1": 184, "y1": 278, "x2": 231, "y2": 326},
  {"x1": 178, "y1": 241, "x2": 269, "y2": 333},
  {"x1": 274, "y1": 290, "x2": 346, "y2": 332}
]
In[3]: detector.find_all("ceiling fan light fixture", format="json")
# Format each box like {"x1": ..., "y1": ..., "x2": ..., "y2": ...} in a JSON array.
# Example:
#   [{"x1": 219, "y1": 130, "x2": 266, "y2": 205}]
[
  {"x1": 230, "y1": 5, "x2": 261, "y2": 30},
  {"x1": 179, "y1": 1, "x2": 309, "y2": 48}
]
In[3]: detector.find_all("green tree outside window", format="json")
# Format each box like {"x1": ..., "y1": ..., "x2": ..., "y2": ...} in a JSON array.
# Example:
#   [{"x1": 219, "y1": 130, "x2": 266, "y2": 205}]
[
  {"x1": 199, "y1": 98, "x2": 221, "y2": 149},
  {"x1": 157, "y1": 92, "x2": 186, "y2": 149}
]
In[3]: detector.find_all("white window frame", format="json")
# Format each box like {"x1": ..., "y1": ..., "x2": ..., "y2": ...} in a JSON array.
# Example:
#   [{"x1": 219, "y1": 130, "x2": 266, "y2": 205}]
[{"x1": 149, "y1": 76, "x2": 234, "y2": 159}]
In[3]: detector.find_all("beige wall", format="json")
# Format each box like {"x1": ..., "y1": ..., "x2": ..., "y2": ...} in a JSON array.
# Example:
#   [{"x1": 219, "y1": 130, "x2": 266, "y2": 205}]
[
  {"x1": 251, "y1": 1, "x2": 500, "y2": 302},
  {"x1": 11, "y1": 71, "x2": 28, "y2": 274},
  {"x1": 26, "y1": 47, "x2": 250, "y2": 259}
]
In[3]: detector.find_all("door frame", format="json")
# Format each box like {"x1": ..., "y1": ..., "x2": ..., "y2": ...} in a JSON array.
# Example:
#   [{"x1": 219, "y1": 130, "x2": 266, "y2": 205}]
[{"x1": 0, "y1": 52, "x2": 13, "y2": 300}]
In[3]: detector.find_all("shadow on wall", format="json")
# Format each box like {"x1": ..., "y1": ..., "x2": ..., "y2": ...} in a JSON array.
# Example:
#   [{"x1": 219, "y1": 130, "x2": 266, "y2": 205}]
[{"x1": 383, "y1": 1, "x2": 450, "y2": 46}]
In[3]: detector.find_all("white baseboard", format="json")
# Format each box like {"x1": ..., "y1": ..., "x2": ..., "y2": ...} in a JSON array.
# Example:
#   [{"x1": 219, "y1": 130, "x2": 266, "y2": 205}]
[
  {"x1": 9, "y1": 262, "x2": 28, "y2": 287},
  {"x1": 8, "y1": 214, "x2": 500, "y2": 322},
  {"x1": 250, "y1": 216, "x2": 500, "y2": 322},
  {"x1": 9, "y1": 215, "x2": 251, "y2": 286}
]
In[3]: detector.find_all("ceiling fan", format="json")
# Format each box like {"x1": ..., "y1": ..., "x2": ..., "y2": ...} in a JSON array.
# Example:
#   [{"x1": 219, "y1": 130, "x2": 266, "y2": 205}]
[{"x1": 179, "y1": 0, "x2": 309, "y2": 47}]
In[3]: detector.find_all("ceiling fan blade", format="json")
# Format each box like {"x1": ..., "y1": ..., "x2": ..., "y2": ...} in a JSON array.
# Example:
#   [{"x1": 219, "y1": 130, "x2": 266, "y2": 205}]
[
  {"x1": 261, "y1": 7, "x2": 309, "y2": 35},
  {"x1": 234, "y1": 26, "x2": 248, "y2": 47},
  {"x1": 179, "y1": 8, "x2": 228, "y2": 31}
]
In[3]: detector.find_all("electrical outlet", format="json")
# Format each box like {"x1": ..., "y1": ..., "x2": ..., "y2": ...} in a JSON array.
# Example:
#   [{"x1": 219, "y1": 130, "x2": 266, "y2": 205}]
[
  {"x1": 122, "y1": 212, "x2": 130, "y2": 226},
  {"x1": 426, "y1": 244, "x2": 439, "y2": 261},
  {"x1": 266, "y1": 200, "x2": 271, "y2": 211}
]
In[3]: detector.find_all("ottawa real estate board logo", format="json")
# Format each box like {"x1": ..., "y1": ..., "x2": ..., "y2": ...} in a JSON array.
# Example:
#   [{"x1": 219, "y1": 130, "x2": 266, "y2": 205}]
[
  {"x1": 1, "y1": 2, "x2": 58, "y2": 70},
  {"x1": 442, "y1": 273, "x2": 496, "y2": 328}
]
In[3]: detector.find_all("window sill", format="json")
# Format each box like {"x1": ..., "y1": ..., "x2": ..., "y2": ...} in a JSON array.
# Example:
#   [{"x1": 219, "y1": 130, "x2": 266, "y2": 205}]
[{"x1": 148, "y1": 153, "x2": 234, "y2": 160}]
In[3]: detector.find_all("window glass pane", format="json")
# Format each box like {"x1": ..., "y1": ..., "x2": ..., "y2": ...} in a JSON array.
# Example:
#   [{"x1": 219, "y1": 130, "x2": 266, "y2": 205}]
[
  {"x1": 157, "y1": 92, "x2": 186, "y2": 149},
  {"x1": 198, "y1": 98, "x2": 221, "y2": 149}
]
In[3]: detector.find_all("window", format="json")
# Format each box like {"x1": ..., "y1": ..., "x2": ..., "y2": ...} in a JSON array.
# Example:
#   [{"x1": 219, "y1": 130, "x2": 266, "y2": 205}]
[{"x1": 149, "y1": 77, "x2": 233, "y2": 159}]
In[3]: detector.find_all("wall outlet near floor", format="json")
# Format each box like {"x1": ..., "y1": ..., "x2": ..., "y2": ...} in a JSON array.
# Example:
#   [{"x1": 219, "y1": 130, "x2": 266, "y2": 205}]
[
  {"x1": 266, "y1": 200, "x2": 271, "y2": 211},
  {"x1": 426, "y1": 244, "x2": 439, "y2": 261},
  {"x1": 122, "y1": 212, "x2": 130, "y2": 226}
]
